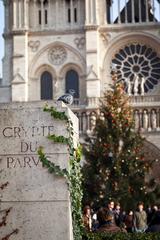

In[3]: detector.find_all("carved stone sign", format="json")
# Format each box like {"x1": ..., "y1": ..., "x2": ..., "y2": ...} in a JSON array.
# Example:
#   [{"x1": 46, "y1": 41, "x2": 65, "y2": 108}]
[{"x1": 0, "y1": 101, "x2": 78, "y2": 240}]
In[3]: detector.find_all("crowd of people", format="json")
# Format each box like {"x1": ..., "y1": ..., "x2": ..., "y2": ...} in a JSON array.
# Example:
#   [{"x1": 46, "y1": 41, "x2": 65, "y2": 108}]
[{"x1": 83, "y1": 201, "x2": 160, "y2": 233}]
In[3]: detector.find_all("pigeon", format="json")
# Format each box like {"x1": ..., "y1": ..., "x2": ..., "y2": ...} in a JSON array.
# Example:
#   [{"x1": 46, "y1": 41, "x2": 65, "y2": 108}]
[{"x1": 57, "y1": 89, "x2": 75, "y2": 105}]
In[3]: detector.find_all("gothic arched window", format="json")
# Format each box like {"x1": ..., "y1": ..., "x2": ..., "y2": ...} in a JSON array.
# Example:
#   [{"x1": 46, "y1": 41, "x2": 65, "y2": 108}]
[
  {"x1": 65, "y1": 70, "x2": 79, "y2": 98},
  {"x1": 111, "y1": 43, "x2": 160, "y2": 95},
  {"x1": 40, "y1": 71, "x2": 53, "y2": 100}
]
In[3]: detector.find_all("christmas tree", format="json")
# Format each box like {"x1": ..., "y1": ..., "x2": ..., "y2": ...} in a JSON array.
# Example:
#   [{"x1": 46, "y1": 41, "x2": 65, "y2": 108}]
[{"x1": 82, "y1": 73, "x2": 160, "y2": 210}]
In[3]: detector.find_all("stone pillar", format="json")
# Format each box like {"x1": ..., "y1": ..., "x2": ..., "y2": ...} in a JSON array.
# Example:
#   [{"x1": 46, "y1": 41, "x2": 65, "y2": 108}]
[
  {"x1": 125, "y1": 0, "x2": 128, "y2": 23},
  {"x1": 13, "y1": 0, "x2": 17, "y2": 29},
  {"x1": 148, "y1": 110, "x2": 151, "y2": 131},
  {"x1": 0, "y1": 101, "x2": 76, "y2": 240},
  {"x1": 70, "y1": 0, "x2": 73, "y2": 26},
  {"x1": 85, "y1": 0, "x2": 97, "y2": 25},
  {"x1": 40, "y1": 0, "x2": 44, "y2": 29},
  {"x1": 145, "y1": 0, "x2": 149, "y2": 22},
  {"x1": 48, "y1": 0, "x2": 51, "y2": 28},
  {"x1": 90, "y1": 0, "x2": 94, "y2": 24},
  {"x1": 138, "y1": 0, "x2": 142, "y2": 23},
  {"x1": 157, "y1": 109, "x2": 160, "y2": 130},
  {"x1": 85, "y1": 0, "x2": 90, "y2": 24},
  {"x1": 24, "y1": 0, "x2": 29, "y2": 29},
  {"x1": 12, "y1": 28, "x2": 29, "y2": 101},
  {"x1": 18, "y1": 0, "x2": 22, "y2": 28},
  {"x1": 55, "y1": 0, "x2": 58, "y2": 29},
  {"x1": 118, "y1": 0, "x2": 121, "y2": 23},
  {"x1": 77, "y1": 0, "x2": 80, "y2": 23},
  {"x1": 4, "y1": 0, "x2": 10, "y2": 32},
  {"x1": 139, "y1": 110, "x2": 143, "y2": 130},
  {"x1": 33, "y1": 0, "x2": 37, "y2": 28},
  {"x1": 131, "y1": 0, "x2": 135, "y2": 23}
]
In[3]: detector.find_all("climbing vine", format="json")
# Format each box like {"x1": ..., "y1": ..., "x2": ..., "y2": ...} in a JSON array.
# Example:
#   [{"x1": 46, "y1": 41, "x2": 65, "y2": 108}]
[{"x1": 38, "y1": 105, "x2": 83, "y2": 240}]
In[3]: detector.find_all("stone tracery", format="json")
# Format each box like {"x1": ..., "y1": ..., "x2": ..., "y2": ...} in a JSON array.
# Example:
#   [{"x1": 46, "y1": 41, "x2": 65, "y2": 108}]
[
  {"x1": 48, "y1": 46, "x2": 67, "y2": 65},
  {"x1": 111, "y1": 43, "x2": 160, "y2": 95}
]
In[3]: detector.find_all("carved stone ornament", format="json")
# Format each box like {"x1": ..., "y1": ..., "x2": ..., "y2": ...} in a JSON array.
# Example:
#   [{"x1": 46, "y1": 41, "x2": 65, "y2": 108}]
[
  {"x1": 28, "y1": 40, "x2": 40, "y2": 52},
  {"x1": 48, "y1": 46, "x2": 67, "y2": 65},
  {"x1": 74, "y1": 37, "x2": 85, "y2": 50},
  {"x1": 100, "y1": 33, "x2": 111, "y2": 45}
]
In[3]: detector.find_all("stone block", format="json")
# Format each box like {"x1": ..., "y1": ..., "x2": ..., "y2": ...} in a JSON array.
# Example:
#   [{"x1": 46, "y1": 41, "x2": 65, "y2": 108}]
[{"x1": 0, "y1": 101, "x2": 78, "y2": 240}]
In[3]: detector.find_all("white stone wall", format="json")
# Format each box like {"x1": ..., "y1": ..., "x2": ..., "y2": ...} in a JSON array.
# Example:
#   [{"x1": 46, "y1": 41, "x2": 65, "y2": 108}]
[{"x1": 2, "y1": 0, "x2": 160, "y2": 102}]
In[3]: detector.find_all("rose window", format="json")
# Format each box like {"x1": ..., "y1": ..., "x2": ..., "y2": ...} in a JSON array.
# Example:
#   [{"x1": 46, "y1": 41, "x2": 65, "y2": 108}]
[{"x1": 111, "y1": 43, "x2": 160, "y2": 95}]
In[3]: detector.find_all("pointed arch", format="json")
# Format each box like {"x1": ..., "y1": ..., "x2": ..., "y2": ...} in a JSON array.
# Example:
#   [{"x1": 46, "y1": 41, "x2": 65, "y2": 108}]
[
  {"x1": 65, "y1": 69, "x2": 79, "y2": 98},
  {"x1": 40, "y1": 71, "x2": 53, "y2": 100}
]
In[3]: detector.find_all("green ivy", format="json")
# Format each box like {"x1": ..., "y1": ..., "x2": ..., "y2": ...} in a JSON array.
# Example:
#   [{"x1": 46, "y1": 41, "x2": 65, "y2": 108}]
[
  {"x1": 38, "y1": 105, "x2": 83, "y2": 240},
  {"x1": 44, "y1": 105, "x2": 68, "y2": 120},
  {"x1": 48, "y1": 134, "x2": 69, "y2": 144},
  {"x1": 83, "y1": 232, "x2": 160, "y2": 240}
]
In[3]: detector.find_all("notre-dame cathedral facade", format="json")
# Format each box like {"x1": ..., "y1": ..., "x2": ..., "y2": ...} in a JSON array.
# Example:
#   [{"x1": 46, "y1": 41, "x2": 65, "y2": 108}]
[{"x1": 1, "y1": 0, "x2": 160, "y2": 165}]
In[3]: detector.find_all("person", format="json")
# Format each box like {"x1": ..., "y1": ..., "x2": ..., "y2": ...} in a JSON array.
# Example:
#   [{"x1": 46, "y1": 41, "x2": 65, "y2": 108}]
[
  {"x1": 146, "y1": 206, "x2": 160, "y2": 232},
  {"x1": 148, "y1": 205, "x2": 159, "y2": 227},
  {"x1": 96, "y1": 201, "x2": 123, "y2": 233},
  {"x1": 125, "y1": 210, "x2": 134, "y2": 233},
  {"x1": 133, "y1": 202, "x2": 147, "y2": 233},
  {"x1": 114, "y1": 203, "x2": 124, "y2": 228},
  {"x1": 82, "y1": 205, "x2": 92, "y2": 232},
  {"x1": 92, "y1": 210, "x2": 99, "y2": 231}
]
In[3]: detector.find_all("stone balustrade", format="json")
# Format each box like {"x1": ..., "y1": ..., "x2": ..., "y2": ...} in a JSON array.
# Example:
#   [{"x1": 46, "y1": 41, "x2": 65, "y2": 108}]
[
  {"x1": 71, "y1": 96, "x2": 160, "y2": 135},
  {"x1": 72, "y1": 95, "x2": 160, "y2": 108}
]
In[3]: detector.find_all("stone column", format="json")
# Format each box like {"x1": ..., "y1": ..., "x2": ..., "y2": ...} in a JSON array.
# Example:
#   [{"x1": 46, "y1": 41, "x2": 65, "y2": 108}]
[
  {"x1": 139, "y1": 110, "x2": 143, "y2": 130},
  {"x1": 125, "y1": 0, "x2": 128, "y2": 23},
  {"x1": 55, "y1": 0, "x2": 58, "y2": 29},
  {"x1": 148, "y1": 110, "x2": 151, "y2": 131},
  {"x1": 77, "y1": 0, "x2": 80, "y2": 24},
  {"x1": 145, "y1": 0, "x2": 149, "y2": 22},
  {"x1": 13, "y1": 0, "x2": 17, "y2": 29},
  {"x1": 131, "y1": 0, "x2": 135, "y2": 23},
  {"x1": 4, "y1": 0, "x2": 10, "y2": 32},
  {"x1": 93, "y1": 0, "x2": 97, "y2": 24},
  {"x1": 118, "y1": 0, "x2": 121, "y2": 23},
  {"x1": 24, "y1": 0, "x2": 29, "y2": 29},
  {"x1": 138, "y1": 0, "x2": 142, "y2": 23},
  {"x1": 85, "y1": 0, "x2": 90, "y2": 24},
  {"x1": 70, "y1": 0, "x2": 73, "y2": 26},
  {"x1": 40, "y1": 0, "x2": 44, "y2": 29},
  {"x1": 33, "y1": 0, "x2": 37, "y2": 28},
  {"x1": 48, "y1": 0, "x2": 51, "y2": 28},
  {"x1": 18, "y1": 0, "x2": 22, "y2": 28},
  {"x1": 157, "y1": 109, "x2": 160, "y2": 130}
]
